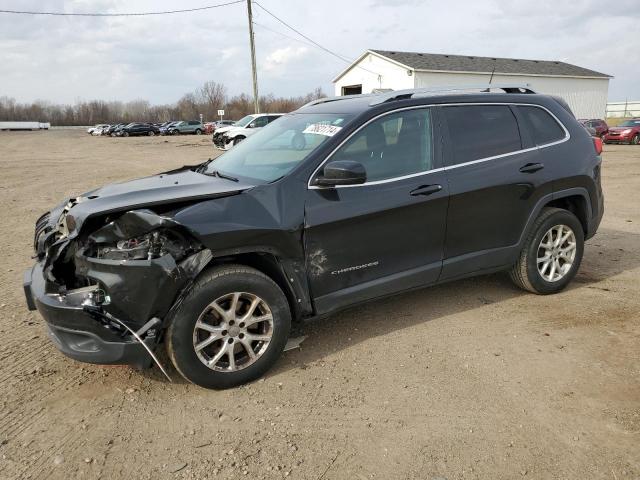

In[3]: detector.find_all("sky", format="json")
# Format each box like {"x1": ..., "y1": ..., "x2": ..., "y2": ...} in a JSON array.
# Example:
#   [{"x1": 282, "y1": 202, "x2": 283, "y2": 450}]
[{"x1": 1, "y1": 0, "x2": 638, "y2": 105}]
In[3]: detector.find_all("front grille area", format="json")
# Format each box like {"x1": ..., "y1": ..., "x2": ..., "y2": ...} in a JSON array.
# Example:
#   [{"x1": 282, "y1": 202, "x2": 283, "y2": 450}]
[
  {"x1": 34, "y1": 211, "x2": 51, "y2": 253},
  {"x1": 213, "y1": 133, "x2": 226, "y2": 147}
]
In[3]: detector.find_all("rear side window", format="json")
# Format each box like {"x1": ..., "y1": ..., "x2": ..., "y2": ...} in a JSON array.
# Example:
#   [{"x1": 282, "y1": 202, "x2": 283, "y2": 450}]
[
  {"x1": 518, "y1": 106, "x2": 566, "y2": 146},
  {"x1": 443, "y1": 105, "x2": 521, "y2": 165}
]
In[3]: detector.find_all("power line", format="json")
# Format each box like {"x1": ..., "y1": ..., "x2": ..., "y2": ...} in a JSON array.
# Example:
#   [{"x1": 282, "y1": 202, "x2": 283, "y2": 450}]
[
  {"x1": 252, "y1": 21, "x2": 317, "y2": 50},
  {"x1": 0, "y1": 1, "x2": 244, "y2": 17},
  {"x1": 253, "y1": 2, "x2": 382, "y2": 77},
  {"x1": 254, "y1": 2, "x2": 352, "y2": 64}
]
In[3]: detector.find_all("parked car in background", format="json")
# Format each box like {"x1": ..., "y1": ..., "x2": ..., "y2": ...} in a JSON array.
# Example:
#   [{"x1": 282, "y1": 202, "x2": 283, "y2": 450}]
[
  {"x1": 159, "y1": 121, "x2": 179, "y2": 135},
  {"x1": 578, "y1": 119, "x2": 608, "y2": 138},
  {"x1": 168, "y1": 121, "x2": 204, "y2": 135},
  {"x1": 116, "y1": 123, "x2": 160, "y2": 137},
  {"x1": 104, "y1": 123, "x2": 126, "y2": 136},
  {"x1": 603, "y1": 119, "x2": 640, "y2": 145},
  {"x1": 24, "y1": 85, "x2": 604, "y2": 389},
  {"x1": 87, "y1": 124, "x2": 109, "y2": 135},
  {"x1": 204, "y1": 120, "x2": 235, "y2": 135},
  {"x1": 90, "y1": 125, "x2": 111, "y2": 136},
  {"x1": 213, "y1": 114, "x2": 283, "y2": 149}
]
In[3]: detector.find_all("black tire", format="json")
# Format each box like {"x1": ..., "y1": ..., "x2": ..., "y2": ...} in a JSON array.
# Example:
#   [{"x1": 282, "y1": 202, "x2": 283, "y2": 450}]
[
  {"x1": 122, "y1": 131, "x2": 129, "y2": 137},
  {"x1": 166, "y1": 265, "x2": 291, "y2": 389},
  {"x1": 631, "y1": 134, "x2": 640, "y2": 146},
  {"x1": 510, "y1": 207, "x2": 584, "y2": 295},
  {"x1": 195, "y1": 129, "x2": 202, "y2": 135},
  {"x1": 233, "y1": 136, "x2": 245, "y2": 146},
  {"x1": 148, "y1": 130, "x2": 155, "y2": 136},
  {"x1": 171, "y1": 130, "x2": 179, "y2": 135}
]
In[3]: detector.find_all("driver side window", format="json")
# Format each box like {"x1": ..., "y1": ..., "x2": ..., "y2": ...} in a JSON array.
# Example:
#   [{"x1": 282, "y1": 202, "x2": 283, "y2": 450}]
[
  {"x1": 332, "y1": 108, "x2": 433, "y2": 182},
  {"x1": 251, "y1": 116, "x2": 269, "y2": 128}
]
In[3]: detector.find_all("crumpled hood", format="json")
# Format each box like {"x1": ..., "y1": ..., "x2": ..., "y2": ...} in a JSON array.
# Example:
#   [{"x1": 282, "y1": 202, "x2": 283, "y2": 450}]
[
  {"x1": 214, "y1": 126, "x2": 236, "y2": 135},
  {"x1": 60, "y1": 169, "x2": 253, "y2": 229},
  {"x1": 220, "y1": 126, "x2": 249, "y2": 136}
]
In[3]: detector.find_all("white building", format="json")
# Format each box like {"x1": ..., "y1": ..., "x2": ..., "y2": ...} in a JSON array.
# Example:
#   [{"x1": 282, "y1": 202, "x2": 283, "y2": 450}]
[
  {"x1": 333, "y1": 50, "x2": 612, "y2": 119},
  {"x1": 606, "y1": 101, "x2": 640, "y2": 118}
]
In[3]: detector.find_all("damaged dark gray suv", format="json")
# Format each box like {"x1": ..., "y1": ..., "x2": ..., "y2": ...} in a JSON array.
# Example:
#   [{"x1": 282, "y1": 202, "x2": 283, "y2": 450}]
[{"x1": 24, "y1": 85, "x2": 604, "y2": 389}]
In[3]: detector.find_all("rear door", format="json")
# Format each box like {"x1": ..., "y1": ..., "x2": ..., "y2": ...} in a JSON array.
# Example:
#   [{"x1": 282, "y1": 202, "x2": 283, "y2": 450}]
[
  {"x1": 304, "y1": 107, "x2": 449, "y2": 314},
  {"x1": 439, "y1": 103, "x2": 554, "y2": 280}
]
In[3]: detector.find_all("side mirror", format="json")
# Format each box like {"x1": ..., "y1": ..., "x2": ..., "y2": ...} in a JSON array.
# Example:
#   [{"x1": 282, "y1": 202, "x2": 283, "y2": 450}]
[{"x1": 314, "y1": 160, "x2": 366, "y2": 187}]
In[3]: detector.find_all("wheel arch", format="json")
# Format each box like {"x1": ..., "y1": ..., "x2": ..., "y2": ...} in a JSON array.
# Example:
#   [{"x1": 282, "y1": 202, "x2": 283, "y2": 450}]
[
  {"x1": 544, "y1": 193, "x2": 590, "y2": 235},
  {"x1": 519, "y1": 188, "x2": 592, "y2": 249},
  {"x1": 195, "y1": 250, "x2": 311, "y2": 322}
]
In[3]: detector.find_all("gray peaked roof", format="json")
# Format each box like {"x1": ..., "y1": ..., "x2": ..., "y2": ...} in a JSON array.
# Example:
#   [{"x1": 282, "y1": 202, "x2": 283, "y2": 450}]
[{"x1": 369, "y1": 50, "x2": 611, "y2": 78}]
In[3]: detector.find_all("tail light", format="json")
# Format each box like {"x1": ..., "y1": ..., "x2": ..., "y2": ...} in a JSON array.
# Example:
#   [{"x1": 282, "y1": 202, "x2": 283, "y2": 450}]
[{"x1": 592, "y1": 136, "x2": 603, "y2": 155}]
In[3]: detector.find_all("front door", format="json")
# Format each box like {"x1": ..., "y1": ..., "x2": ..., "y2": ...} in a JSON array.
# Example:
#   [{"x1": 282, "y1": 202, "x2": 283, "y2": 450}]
[{"x1": 304, "y1": 107, "x2": 449, "y2": 314}]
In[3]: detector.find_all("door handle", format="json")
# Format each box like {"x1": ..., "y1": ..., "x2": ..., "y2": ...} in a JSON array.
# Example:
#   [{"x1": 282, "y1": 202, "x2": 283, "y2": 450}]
[
  {"x1": 410, "y1": 184, "x2": 443, "y2": 196},
  {"x1": 519, "y1": 162, "x2": 544, "y2": 174}
]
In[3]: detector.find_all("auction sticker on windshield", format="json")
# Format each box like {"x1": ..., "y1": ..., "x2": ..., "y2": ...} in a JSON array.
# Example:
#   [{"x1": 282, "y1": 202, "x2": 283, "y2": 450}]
[{"x1": 303, "y1": 123, "x2": 342, "y2": 137}]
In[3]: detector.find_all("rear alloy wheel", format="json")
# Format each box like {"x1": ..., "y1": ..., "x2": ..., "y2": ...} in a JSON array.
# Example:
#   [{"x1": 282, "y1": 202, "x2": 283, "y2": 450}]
[
  {"x1": 148, "y1": 130, "x2": 155, "y2": 136},
  {"x1": 510, "y1": 207, "x2": 584, "y2": 294},
  {"x1": 167, "y1": 265, "x2": 291, "y2": 389},
  {"x1": 195, "y1": 129, "x2": 202, "y2": 135},
  {"x1": 631, "y1": 134, "x2": 640, "y2": 145},
  {"x1": 536, "y1": 225, "x2": 577, "y2": 282}
]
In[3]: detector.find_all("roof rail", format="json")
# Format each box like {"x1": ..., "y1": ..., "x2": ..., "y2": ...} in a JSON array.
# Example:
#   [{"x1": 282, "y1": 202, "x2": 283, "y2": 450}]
[
  {"x1": 369, "y1": 84, "x2": 537, "y2": 106},
  {"x1": 300, "y1": 93, "x2": 376, "y2": 109}
]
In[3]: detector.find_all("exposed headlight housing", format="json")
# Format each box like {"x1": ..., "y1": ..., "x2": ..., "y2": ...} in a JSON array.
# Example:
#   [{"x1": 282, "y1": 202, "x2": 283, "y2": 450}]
[{"x1": 95, "y1": 229, "x2": 193, "y2": 261}]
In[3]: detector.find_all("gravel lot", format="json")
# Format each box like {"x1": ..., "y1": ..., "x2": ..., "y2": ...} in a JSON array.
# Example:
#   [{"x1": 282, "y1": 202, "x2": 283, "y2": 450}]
[{"x1": 0, "y1": 129, "x2": 638, "y2": 480}]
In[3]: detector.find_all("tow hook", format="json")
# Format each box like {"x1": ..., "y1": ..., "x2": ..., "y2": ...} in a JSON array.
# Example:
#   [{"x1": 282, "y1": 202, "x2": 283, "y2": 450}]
[{"x1": 82, "y1": 303, "x2": 172, "y2": 382}]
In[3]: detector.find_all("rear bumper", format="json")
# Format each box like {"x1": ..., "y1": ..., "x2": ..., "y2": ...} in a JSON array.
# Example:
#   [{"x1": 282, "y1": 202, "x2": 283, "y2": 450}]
[{"x1": 23, "y1": 263, "x2": 152, "y2": 368}]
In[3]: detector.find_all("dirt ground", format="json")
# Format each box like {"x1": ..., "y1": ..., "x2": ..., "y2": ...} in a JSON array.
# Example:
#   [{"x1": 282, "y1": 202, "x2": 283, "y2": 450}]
[{"x1": 0, "y1": 129, "x2": 638, "y2": 480}]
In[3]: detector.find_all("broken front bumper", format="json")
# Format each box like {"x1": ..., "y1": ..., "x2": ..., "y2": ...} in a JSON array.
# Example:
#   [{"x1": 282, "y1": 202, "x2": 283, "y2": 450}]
[{"x1": 24, "y1": 262, "x2": 154, "y2": 368}]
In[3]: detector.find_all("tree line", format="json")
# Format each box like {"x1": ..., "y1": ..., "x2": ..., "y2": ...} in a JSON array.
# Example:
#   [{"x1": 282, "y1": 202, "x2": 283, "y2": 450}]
[{"x1": 0, "y1": 82, "x2": 327, "y2": 126}]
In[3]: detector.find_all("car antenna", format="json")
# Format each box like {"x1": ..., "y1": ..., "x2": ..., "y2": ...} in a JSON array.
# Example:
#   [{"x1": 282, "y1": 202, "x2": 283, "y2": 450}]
[{"x1": 482, "y1": 61, "x2": 497, "y2": 92}]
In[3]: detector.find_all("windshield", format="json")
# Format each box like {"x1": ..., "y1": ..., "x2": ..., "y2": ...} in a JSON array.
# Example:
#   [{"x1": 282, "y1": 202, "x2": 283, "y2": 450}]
[
  {"x1": 206, "y1": 113, "x2": 352, "y2": 182},
  {"x1": 619, "y1": 120, "x2": 640, "y2": 127},
  {"x1": 234, "y1": 115, "x2": 255, "y2": 128}
]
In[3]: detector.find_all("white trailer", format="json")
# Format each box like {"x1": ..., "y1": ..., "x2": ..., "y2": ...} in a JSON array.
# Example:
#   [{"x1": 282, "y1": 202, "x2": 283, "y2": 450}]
[{"x1": 0, "y1": 122, "x2": 50, "y2": 131}]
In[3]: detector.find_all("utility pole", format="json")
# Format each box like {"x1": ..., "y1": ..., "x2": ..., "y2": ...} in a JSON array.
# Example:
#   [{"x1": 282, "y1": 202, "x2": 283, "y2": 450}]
[{"x1": 246, "y1": 0, "x2": 259, "y2": 114}]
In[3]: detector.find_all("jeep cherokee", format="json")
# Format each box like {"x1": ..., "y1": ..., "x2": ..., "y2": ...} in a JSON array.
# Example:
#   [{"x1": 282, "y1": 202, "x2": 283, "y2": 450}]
[{"x1": 24, "y1": 84, "x2": 604, "y2": 389}]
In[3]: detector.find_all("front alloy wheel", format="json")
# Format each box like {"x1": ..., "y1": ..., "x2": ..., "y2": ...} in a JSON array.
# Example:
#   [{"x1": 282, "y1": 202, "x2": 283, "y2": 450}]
[
  {"x1": 167, "y1": 265, "x2": 291, "y2": 389},
  {"x1": 193, "y1": 292, "x2": 274, "y2": 372}
]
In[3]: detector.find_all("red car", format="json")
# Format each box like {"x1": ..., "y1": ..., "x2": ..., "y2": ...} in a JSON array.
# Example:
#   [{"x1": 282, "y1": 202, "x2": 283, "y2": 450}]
[
  {"x1": 604, "y1": 118, "x2": 640, "y2": 145},
  {"x1": 204, "y1": 120, "x2": 235, "y2": 135},
  {"x1": 578, "y1": 119, "x2": 609, "y2": 138}
]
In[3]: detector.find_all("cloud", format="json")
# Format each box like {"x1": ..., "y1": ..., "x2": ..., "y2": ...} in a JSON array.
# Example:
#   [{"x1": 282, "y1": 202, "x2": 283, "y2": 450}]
[
  {"x1": 0, "y1": 0, "x2": 637, "y2": 103},
  {"x1": 263, "y1": 46, "x2": 309, "y2": 73}
]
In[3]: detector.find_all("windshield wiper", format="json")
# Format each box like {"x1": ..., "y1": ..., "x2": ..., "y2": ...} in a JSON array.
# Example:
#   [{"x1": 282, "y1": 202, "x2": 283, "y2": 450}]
[
  {"x1": 203, "y1": 170, "x2": 239, "y2": 182},
  {"x1": 195, "y1": 158, "x2": 214, "y2": 173}
]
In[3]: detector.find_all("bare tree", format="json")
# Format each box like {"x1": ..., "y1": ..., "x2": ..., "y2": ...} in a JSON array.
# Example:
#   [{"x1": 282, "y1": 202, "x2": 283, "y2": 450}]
[
  {"x1": 197, "y1": 81, "x2": 227, "y2": 120},
  {"x1": 0, "y1": 85, "x2": 328, "y2": 125}
]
